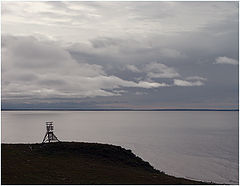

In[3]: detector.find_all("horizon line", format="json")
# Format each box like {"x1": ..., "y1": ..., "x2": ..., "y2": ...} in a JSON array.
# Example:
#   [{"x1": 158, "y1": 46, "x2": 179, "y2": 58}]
[{"x1": 1, "y1": 108, "x2": 239, "y2": 111}]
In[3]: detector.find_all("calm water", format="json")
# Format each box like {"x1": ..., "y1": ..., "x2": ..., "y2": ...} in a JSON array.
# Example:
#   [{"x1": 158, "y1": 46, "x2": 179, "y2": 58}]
[{"x1": 1, "y1": 111, "x2": 239, "y2": 184}]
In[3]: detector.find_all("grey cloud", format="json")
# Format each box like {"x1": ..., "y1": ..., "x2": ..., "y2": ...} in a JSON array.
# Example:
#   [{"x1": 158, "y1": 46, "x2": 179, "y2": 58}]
[
  {"x1": 90, "y1": 37, "x2": 123, "y2": 49},
  {"x1": 135, "y1": 91, "x2": 147, "y2": 96},
  {"x1": 45, "y1": 1, "x2": 68, "y2": 10},
  {"x1": 159, "y1": 48, "x2": 186, "y2": 59},
  {"x1": 126, "y1": 65, "x2": 140, "y2": 73},
  {"x1": 2, "y1": 35, "x2": 171, "y2": 103},
  {"x1": 214, "y1": 56, "x2": 238, "y2": 65},
  {"x1": 174, "y1": 79, "x2": 204, "y2": 87},
  {"x1": 144, "y1": 62, "x2": 180, "y2": 79},
  {"x1": 3, "y1": 35, "x2": 72, "y2": 69},
  {"x1": 185, "y1": 76, "x2": 207, "y2": 81}
]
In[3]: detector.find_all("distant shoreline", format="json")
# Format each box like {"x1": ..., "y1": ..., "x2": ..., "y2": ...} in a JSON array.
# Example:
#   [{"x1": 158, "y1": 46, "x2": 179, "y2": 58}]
[{"x1": 2, "y1": 108, "x2": 239, "y2": 111}]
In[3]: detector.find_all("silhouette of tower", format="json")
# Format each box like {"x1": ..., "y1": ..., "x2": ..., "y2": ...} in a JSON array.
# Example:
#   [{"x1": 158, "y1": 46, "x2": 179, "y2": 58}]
[{"x1": 42, "y1": 121, "x2": 60, "y2": 143}]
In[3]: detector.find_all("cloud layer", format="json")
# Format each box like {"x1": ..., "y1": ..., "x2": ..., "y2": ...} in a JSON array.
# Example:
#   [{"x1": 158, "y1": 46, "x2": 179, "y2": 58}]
[
  {"x1": 2, "y1": 35, "x2": 172, "y2": 102},
  {"x1": 1, "y1": 2, "x2": 238, "y2": 109},
  {"x1": 215, "y1": 56, "x2": 238, "y2": 65}
]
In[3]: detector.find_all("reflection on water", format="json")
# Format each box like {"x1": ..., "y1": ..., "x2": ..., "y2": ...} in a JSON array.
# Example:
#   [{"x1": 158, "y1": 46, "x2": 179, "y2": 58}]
[{"x1": 1, "y1": 111, "x2": 238, "y2": 184}]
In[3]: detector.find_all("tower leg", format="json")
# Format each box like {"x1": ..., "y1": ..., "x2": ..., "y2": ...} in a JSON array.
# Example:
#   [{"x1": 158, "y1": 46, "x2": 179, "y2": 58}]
[
  {"x1": 53, "y1": 134, "x2": 60, "y2": 142},
  {"x1": 48, "y1": 133, "x2": 50, "y2": 143},
  {"x1": 42, "y1": 133, "x2": 48, "y2": 143}
]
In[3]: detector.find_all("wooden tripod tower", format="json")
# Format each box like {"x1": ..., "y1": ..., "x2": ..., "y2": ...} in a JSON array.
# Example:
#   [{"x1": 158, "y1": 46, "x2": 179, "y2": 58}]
[{"x1": 42, "y1": 121, "x2": 60, "y2": 143}]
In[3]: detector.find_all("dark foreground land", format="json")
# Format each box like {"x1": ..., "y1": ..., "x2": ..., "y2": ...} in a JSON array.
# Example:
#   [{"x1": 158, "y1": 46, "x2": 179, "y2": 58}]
[{"x1": 2, "y1": 142, "x2": 210, "y2": 184}]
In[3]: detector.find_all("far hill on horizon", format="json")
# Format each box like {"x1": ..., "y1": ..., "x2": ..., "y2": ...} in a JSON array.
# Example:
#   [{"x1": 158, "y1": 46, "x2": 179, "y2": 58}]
[{"x1": 1, "y1": 108, "x2": 239, "y2": 111}]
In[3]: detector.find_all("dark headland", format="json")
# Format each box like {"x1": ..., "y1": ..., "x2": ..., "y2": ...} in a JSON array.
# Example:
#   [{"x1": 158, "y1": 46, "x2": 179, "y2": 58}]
[{"x1": 2, "y1": 142, "x2": 213, "y2": 185}]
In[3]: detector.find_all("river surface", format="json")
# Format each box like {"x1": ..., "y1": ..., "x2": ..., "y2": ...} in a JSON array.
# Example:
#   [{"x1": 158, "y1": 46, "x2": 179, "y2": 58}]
[{"x1": 1, "y1": 111, "x2": 238, "y2": 184}]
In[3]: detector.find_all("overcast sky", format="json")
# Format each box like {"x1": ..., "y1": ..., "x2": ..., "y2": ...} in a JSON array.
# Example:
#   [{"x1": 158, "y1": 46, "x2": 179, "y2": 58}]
[{"x1": 1, "y1": 1, "x2": 239, "y2": 109}]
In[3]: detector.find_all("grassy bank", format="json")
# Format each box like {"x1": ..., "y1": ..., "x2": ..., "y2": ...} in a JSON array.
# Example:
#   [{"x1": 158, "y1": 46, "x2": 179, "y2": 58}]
[{"x1": 2, "y1": 142, "x2": 210, "y2": 184}]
